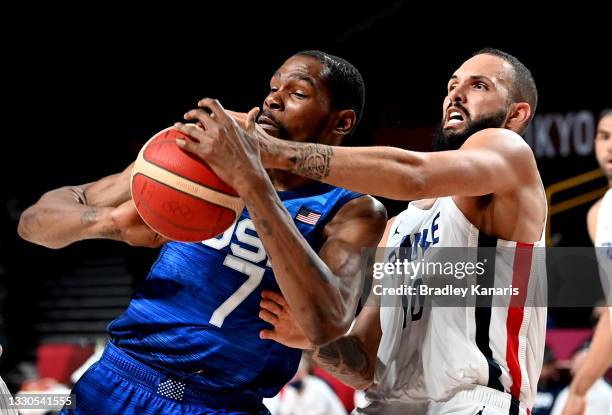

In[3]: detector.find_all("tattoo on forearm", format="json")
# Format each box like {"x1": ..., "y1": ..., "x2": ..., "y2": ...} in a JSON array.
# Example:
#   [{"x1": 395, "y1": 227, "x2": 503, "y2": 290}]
[
  {"x1": 315, "y1": 336, "x2": 372, "y2": 385},
  {"x1": 81, "y1": 209, "x2": 98, "y2": 225},
  {"x1": 289, "y1": 144, "x2": 333, "y2": 180}
]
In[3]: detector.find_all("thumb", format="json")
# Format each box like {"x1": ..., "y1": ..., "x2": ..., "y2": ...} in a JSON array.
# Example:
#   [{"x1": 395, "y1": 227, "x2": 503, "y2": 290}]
[
  {"x1": 246, "y1": 107, "x2": 260, "y2": 132},
  {"x1": 259, "y1": 329, "x2": 276, "y2": 341}
]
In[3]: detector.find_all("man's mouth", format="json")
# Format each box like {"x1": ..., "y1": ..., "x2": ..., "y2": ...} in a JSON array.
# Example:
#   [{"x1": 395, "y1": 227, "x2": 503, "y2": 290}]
[
  {"x1": 257, "y1": 114, "x2": 281, "y2": 132},
  {"x1": 444, "y1": 107, "x2": 468, "y2": 128}
]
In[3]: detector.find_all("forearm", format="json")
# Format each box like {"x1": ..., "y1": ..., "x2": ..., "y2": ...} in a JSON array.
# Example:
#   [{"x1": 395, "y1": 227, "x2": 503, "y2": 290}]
[
  {"x1": 313, "y1": 335, "x2": 375, "y2": 389},
  {"x1": 267, "y1": 142, "x2": 427, "y2": 201},
  {"x1": 18, "y1": 186, "x2": 117, "y2": 249},
  {"x1": 570, "y1": 311, "x2": 612, "y2": 396},
  {"x1": 242, "y1": 178, "x2": 356, "y2": 345}
]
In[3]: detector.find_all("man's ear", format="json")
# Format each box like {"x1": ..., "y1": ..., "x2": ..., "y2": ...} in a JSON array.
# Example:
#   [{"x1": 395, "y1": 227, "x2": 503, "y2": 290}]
[
  {"x1": 505, "y1": 102, "x2": 531, "y2": 133},
  {"x1": 334, "y1": 109, "x2": 357, "y2": 136}
]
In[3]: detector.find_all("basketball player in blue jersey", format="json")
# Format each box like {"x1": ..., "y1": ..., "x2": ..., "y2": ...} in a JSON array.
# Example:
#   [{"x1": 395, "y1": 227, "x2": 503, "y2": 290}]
[{"x1": 18, "y1": 51, "x2": 387, "y2": 414}]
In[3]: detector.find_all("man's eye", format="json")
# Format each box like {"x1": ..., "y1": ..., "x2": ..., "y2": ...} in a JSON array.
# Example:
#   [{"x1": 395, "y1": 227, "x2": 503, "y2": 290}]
[
  {"x1": 293, "y1": 92, "x2": 307, "y2": 99},
  {"x1": 474, "y1": 82, "x2": 487, "y2": 90},
  {"x1": 270, "y1": 87, "x2": 279, "y2": 92}
]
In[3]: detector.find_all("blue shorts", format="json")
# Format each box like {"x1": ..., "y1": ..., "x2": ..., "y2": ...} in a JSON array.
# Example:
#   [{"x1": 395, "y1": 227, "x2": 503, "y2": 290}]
[{"x1": 60, "y1": 342, "x2": 270, "y2": 415}]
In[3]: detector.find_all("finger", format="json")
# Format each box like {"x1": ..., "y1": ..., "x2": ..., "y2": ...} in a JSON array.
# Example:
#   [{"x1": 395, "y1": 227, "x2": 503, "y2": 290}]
[
  {"x1": 258, "y1": 309, "x2": 278, "y2": 325},
  {"x1": 260, "y1": 299, "x2": 282, "y2": 316},
  {"x1": 184, "y1": 109, "x2": 215, "y2": 130},
  {"x1": 173, "y1": 131, "x2": 213, "y2": 156},
  {"x1": 261, "y1": 290, "x2": 287, "y2": 307},
  {"x1": 174, "y1": 122, "x2": 216, "y2": 146},
  {"x1": 245, "y1": 107, "x2": 260, "y2": 131},
  {"x1": 259, "y1": 329, "x2": 276, "y2": 341},
  {"x1": 174, "y1": 122, "x2": 203, "y2": 142},
  {"x1": 198, "y1": 98, "x2": 229, "y2": 122}
]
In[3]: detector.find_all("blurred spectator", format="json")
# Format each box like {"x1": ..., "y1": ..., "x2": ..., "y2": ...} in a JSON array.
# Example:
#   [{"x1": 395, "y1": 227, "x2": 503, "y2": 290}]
[
  {"x1": 551, "y1": 340, "x2": 611, "y2": 415},
  {"x1": 312, "y1": 365, "x2": 356, "y2": 412},
  {"x1": 533, "y1": 345, "x2": 564, "y2": 415},
  {"x1": 265, "y1": 352, "x2": 346, "y2": 415}
]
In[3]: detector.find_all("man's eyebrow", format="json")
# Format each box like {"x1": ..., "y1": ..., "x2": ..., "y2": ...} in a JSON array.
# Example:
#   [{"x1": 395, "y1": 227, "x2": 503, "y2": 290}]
[
  {"x1": 469, "y1": 75, "x2": 494, "y2": 84},
  {"x1": 273, "y1": 71, "x2": 316, "y2": 86},
  {"x1": 448, "y1": 74, "x2": 494, "y2": 84}
]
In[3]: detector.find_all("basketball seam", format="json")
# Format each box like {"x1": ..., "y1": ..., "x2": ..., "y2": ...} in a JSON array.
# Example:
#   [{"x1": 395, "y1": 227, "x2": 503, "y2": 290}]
[
  {"x1": 143, "y1": 138, "x2": 239, "y2": 197},
  {"x1": 131, "y1": 175, "x2": 237, "y2": 238},
  {"x1": 132, "y1": 172, "x2": 239, "y2": 220},
  {"x1": 133, "y1": 156, "x2": 244, "y2": 216}
]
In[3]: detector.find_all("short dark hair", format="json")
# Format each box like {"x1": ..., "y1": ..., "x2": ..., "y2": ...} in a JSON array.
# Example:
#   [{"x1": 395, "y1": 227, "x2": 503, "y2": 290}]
[
  {"x1": 600, "y1": 109, "x2": 612, "y2": 121},
  {"x1": 474, "y1": 48, "x2": 538, "y2": 122},
  {"x1": 295, "y1": 50, "x2": 366, "y2": 133}
]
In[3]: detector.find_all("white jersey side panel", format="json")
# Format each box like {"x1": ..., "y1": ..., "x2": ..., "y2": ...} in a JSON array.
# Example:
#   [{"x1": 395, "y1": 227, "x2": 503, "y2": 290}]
[{"x1": 359, "y1": 197, "x2": 546, "y2": 413}]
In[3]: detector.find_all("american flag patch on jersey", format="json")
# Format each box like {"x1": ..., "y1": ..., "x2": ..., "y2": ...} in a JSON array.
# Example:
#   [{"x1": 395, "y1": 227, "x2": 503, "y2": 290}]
[{"x1": 296, "y1": 206, "x2": 322, "y2": 225}]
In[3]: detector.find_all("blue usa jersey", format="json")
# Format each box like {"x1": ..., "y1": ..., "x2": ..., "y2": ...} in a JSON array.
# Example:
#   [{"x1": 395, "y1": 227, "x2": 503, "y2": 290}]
[{"x1": 108, "y1": 183, "x2": 361, "y2": 398}]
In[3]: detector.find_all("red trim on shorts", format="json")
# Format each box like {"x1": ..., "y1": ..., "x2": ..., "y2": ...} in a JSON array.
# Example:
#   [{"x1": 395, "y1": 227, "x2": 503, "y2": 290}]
[{"x1": 506, "y1": 242, "x2": 534, "y2": 400}]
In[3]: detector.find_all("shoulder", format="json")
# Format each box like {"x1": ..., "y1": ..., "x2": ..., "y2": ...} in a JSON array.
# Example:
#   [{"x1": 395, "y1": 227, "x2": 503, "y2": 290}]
[
  {"x1": 587, "y1": 198, "x2": 602, "y2": 243},
  {"x1": 463, "y1": 128, "x2": 538, "y2": 180},
  {"x1": 322, "y1": 195, "x2": 387, "y2": 244},
  {"x1": 328, "y1": 195, "x2": 387, "y2": 228},
  {"x1": 463, "y1": 128, "x2": 533, "y2": 158}
]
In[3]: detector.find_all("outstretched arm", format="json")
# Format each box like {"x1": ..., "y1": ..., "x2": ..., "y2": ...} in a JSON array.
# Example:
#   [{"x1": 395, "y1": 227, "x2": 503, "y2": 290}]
[
  {"x1": 18, "y1": 163, "x2": 165, "y2": 249},
  {"x1": 262, "y1": 128, "x2": 536, "y2": 201}
]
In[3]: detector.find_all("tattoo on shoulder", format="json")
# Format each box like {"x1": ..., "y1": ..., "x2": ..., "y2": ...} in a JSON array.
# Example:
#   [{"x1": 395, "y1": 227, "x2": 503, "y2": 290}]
[{"x1": 290, "y1": 144, "x2": 334, "y2": 180}]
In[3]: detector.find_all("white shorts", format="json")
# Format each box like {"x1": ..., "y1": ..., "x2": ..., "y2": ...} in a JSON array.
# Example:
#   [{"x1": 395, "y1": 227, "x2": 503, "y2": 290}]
[{"x1": 428, "y1": 386, "x2": 530, "y2": 415}]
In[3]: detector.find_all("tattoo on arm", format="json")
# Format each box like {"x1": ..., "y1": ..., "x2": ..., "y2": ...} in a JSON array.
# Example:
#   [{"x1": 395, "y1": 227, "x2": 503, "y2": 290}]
[
  {"x1": 80, "y1": 208, "x2": 98, "y2": 225},
  {"x1": 289, "y1": 144, "x2": 334, "y2": 180},
  {"x1": 80, "y1": 208, "x2": 120, "y2": 239},
  {"x1": 314, "y1": 335, "x2": 373, "y2": 386}
]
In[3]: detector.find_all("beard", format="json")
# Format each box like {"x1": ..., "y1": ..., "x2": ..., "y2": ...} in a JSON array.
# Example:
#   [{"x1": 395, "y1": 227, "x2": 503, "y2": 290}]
[{"x1": 433, "y1": 108, "x2": 508, "y2": 151}]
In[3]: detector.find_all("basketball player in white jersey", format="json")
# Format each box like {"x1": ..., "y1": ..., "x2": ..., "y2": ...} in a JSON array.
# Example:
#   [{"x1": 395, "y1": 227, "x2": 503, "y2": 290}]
[
  {"x1": 561, "y1": 110, "x2": 612, "y2": 415},
  {"x1": 179, "y1": 48, "x2": 547, "y2": 414}
]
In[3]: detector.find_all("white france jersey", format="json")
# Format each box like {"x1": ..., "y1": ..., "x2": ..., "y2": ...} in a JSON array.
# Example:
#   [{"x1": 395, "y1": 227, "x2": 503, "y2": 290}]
[
  {"x1": 359, "y1": 196, "x2": 547, "y2": 414},
  {"x1": 595, "y1": 189, "x2": 612, "y2": 327}
]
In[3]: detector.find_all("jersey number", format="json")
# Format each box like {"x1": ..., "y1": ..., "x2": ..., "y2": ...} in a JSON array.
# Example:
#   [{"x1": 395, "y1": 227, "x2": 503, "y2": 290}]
[{"x1": 209, "y1": 254, "x2": 265, "y2": 327}]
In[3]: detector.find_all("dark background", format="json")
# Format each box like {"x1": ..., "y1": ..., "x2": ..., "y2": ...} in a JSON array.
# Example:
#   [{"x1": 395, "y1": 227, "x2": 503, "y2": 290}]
[{"x1": 0, "y1": 4, "x2": 609, "y2": 389}]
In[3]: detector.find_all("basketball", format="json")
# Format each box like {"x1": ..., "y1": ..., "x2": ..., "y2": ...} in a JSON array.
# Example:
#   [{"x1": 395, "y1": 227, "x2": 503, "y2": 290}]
[{"x1": 130, "y1": 127, "x2": 244, "y2": 242}]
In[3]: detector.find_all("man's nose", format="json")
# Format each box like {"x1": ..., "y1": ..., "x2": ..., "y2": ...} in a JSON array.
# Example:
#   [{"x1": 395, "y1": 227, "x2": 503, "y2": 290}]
[
  {"x1": 448, "y1": 84, "x2": 467, "y2": 105},
  {"x1": 264, "y1": 91, "x2": 283, "y2": 111}
]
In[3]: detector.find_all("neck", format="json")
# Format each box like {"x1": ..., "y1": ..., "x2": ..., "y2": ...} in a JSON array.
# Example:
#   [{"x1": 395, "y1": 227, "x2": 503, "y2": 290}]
[{"x1": 268, "y1": 169, "x2": 319, "y2": 191}]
